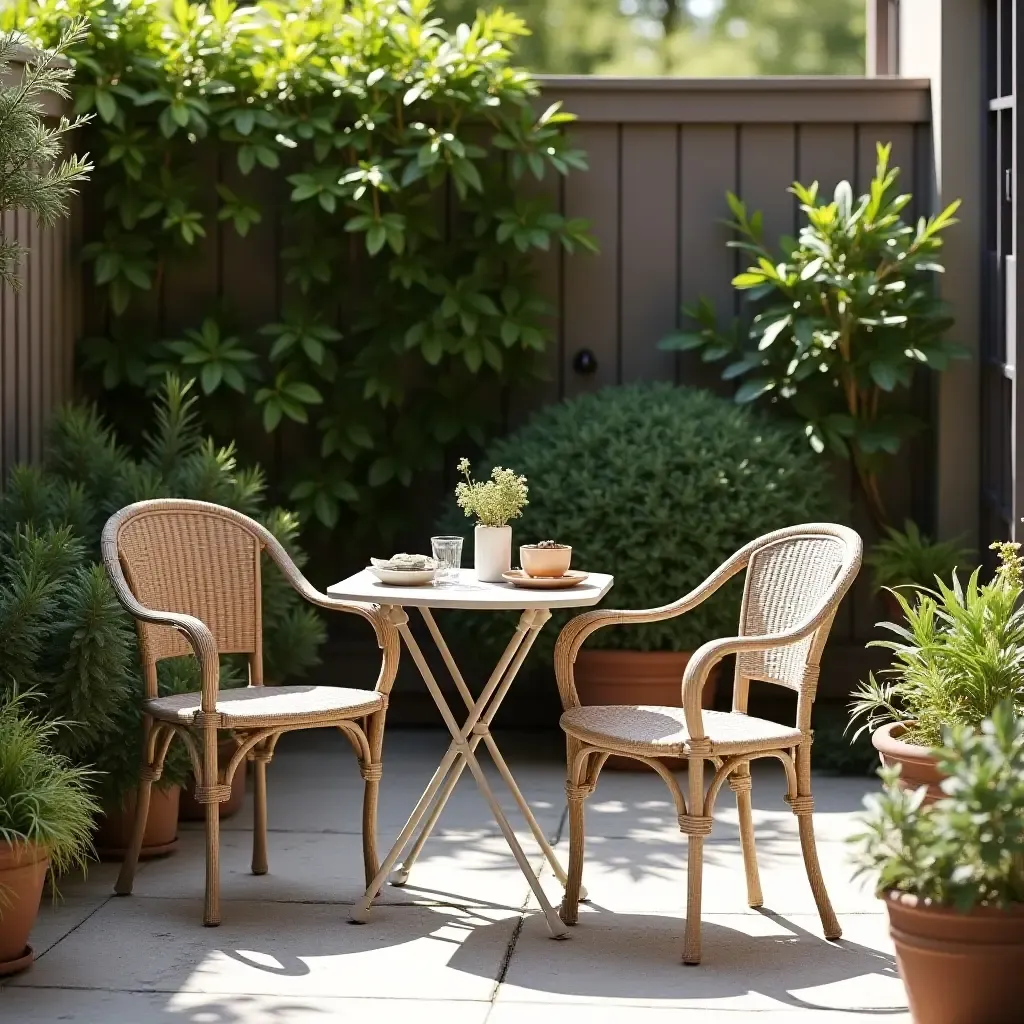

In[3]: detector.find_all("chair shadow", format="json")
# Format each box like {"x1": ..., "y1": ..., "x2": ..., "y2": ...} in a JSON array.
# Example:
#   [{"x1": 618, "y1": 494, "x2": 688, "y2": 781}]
[{"x1": 447, "y1": 906, "x2": 905, "y2": 1015}]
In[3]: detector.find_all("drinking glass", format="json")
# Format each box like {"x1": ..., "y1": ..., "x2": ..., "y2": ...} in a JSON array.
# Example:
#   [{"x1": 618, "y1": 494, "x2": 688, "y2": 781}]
[{"x1": 431, "y1": 535, "x2": 463, "y2": 586}]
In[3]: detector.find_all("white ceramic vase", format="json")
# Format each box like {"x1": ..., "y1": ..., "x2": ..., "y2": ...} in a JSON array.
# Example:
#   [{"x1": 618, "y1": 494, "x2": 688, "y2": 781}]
[{"x1": 474, "y1": 525, "x2": 512, "y2": 582}]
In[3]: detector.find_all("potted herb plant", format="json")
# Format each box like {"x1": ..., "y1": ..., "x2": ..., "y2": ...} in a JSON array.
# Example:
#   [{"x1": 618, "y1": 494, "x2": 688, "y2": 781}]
[
  {"x1": 867, "y1": 520, "x2": 972, "y2": 621},
  {"x1": 437, "y1": 384, "x2": 837, "y2": 766},
  {"x1": 850, "y1": 701, "x2": 1024, "y2": 1024},
  {"x1": 455, "y1": 458, "x2": 529, "y2": 582},
  {"x1": 0, "y1": 693, "x2": 98, "y2": 977},
  {"x1": 849, "y1": 541, "x2": 1024, "y2": 801}
]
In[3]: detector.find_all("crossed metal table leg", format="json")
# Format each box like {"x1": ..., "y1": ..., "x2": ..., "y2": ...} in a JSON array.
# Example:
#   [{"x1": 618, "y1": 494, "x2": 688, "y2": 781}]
[{"x1": 349, "y1": 604, "x2": 575, "y2": 937}]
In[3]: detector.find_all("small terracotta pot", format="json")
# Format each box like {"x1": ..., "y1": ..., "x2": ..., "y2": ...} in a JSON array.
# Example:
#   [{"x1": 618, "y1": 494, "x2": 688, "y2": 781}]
[
  {"x1": 94, "y1": 784, "x2": 181, "y2": 861},
  {"x1": 0, "y1": 841, "x2": 48, "y2": 977},
  {"x1": 520, "y1": 544, "x2": 572, "y2": 578},
  {"x1": 179, "y1": 740, "x2": 246, "y2": 822},
  {"x1": 884, "y1": 891, "x2": 1024, "y2": 1024},
  {"x1": 871, "y1": 721, "x2": 946, "y2": 803},
  {"x1": 573, "y1": 649, "x2": 719, "y2": 771}
]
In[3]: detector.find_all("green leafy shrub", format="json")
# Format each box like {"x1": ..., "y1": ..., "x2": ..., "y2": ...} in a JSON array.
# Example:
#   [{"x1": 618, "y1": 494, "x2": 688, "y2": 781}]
[
  {"x1": 867, "y1": 519, "x2": 974, "y2": 593},
  {"x1": 849, "y1": 543, "x2": 1024, "y2": 747},
  {"x1": 435, "y1": 383, "x2": 838, "y2": 661},
  {"x1": 0, "y1": 691, "x2": 99, "y2": 878},
  {"x1": 661, "y1": 143, "x2": 964, "y2": 525},
  {"x1": 0, "y1": 376, "x2": 325, "y2": 799},
  {"x1": 9, "y1": 0, "x2": 593, "y2": 540},
  {"x1": 851, "y1": 701, "x2": 1024, "y2": 908}
]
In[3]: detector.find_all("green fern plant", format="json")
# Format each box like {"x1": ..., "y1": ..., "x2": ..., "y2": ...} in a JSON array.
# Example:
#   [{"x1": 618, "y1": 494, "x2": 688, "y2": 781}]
[
  {"x1": 0, "y1": 691, "x2": 99, "y2": 880},
  {"x1": 867, "y1": 520, "x2": 973, "y2": 593},
  {"x1": 849, "y1": 544, "x2": 1024, "y2": 747},
  {"x1": 0, "y1": 375, "x2": 326, "y2": 799}
]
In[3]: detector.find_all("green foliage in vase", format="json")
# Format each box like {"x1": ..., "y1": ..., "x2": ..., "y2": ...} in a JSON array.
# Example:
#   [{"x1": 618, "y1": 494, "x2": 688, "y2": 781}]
[
  {"x1": 850, "y1": 701, "x2": 1024, "y2": 909},
  {"x1": 849, "y1": 543, "x2": 1024, "y2": 747},
  {"x1": 867, "y1": 519, "x2": 974, "y2": 593},
  {"x1": 0, "y1": 376, "x2": 325, "y2": 799},
  {"x1": 435, "y1": 383, "x2": 837, "y2": 662},
  {"x1": 8, "y1": 0, "x2": 594, "y2": 541},
  {"x1": 0, "y1": 18, "x2": 91, "y2": 288},
  {"x1": 0, "y1": 691, "x2": 100, "y2": 879},
  {"x1": 661, "y1": 143, "x2": 965, "y2": 526}
]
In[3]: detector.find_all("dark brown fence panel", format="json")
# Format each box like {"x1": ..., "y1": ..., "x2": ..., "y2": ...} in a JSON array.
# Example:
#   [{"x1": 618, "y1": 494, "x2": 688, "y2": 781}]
[{"x1": 0, "y1": 205, "x2": 79, "y2": 482}]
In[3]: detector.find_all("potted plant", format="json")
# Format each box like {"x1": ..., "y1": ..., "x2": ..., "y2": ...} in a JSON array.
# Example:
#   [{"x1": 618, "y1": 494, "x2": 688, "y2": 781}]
[
  {"x1": 520, "y1": 540, "x2": 572, "y2": 578},
  {"x1": 455, "y1": 458, "x2": 529, "y2": 582},
  {"x1": 436, "y1": 383, "x2": 838, "y2": 766},
  {"x1": 0, "y1": 693, "x2": 98, "y2": 977},
  {"x1": 867, "y1": 520, "x2": 972, "y2": 621},
  {"x1": 849, "y1": 541, "x2": 1024, "y2": 801},
  {"x1": 850, "y1": 701, "x2": 1024, "y2": 1024}
]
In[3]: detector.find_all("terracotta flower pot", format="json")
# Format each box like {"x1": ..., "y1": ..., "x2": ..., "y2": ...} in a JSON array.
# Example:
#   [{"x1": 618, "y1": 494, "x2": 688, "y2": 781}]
[
  {"x1": 520, "y1": 544, "x2": 572, "y2": 578},
  {"x1": 884, "y1": 891, "x2": 1024, "y2": 1024},
  {"x1": 179, "y1": 740, "x2": 246, "y2": 822},
  {"x1": 573, "y1": 649, "x2": 719, "y2": 771},
  {"x1": 871, "y1": 721, "x2": 946, "y2": 803},
  {"x1": 94, "y1": 784, "x2": 181, "y2": 861},
  {"x1": 0, "y1": 841, "x2": 48, "y2": 977}
]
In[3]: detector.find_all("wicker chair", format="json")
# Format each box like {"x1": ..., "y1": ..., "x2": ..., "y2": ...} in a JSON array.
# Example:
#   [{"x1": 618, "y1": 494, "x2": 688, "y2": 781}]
[
  {"x1": 101, "y1": 499, "x2": 400, "y2": 926},
  {"x1": 554, "y1": 523, "x2": 861, "y2": 964}
]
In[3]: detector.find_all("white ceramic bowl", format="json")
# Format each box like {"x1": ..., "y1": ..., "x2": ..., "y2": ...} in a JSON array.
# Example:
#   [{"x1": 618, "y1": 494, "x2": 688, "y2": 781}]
[{"x1": 367, "y1": 566, "x2": 437, "y2": 586}]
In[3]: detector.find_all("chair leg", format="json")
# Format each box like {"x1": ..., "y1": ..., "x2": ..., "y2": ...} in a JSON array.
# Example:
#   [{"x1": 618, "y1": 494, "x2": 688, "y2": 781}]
[
  {"x1": 682, "y1": 756, "x2": 710, "y2": 965},
  {"x1": 791, "y1": 741, "x2": 840, "y2": 940},
  {"x1": 204, "y1": 799, "x2": 222, "y2": 927},
  {"x1": 114, "y1": 717, "x2": 160, "y2": 898},
  {"x1": 113, "y1": 774, "x2": 154, "y2": 897},
  {"x1": 559, "y1": 791, "x2": 587, "y2": 925},
  {"x1": 361, "y1": 710, "x2": 386, "y2": 887},
  {"x1": 730, "y1": 761, "x2": 763, "y2": 908},
  {"x1": 252, "y1": 740, "x2": 270, "y2": 876}
]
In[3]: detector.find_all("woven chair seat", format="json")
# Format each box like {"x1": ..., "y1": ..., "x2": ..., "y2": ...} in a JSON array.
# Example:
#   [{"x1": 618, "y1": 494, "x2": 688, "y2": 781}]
[
  {"x1": 560, "y1": 705, "x2": 803, "y2": 757},
  {"x1": 145, "y1": 685, "x2": 383, "y2": 727}
]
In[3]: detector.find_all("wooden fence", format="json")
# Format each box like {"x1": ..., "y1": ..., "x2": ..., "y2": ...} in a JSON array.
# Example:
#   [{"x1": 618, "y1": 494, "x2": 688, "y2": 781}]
[
  {"x1": 0, "y1": 48, "x2": 80, "y2": 483},
  {"x1": 4, "y1": 76, "x2": 934, "y2": 693}
]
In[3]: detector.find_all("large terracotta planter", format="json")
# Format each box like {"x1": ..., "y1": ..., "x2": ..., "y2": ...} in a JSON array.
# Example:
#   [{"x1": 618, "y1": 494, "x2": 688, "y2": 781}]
[
  {"x1": 573, "y1": 649, "x2": 719, "y2": 771},
  {"x1": 0, "y1": 841, "x2": 48, "y2": 977},
  {"x1": 94, "y1": 784, "x2": 181, "y2": 861},
  {"x1": 885, "y1": 891, "x2": 1024, "y2": 1024},
  {"x1": 871, "y1": 722, "x2": 946, "y2": 802},
  {"x1": 179, "y1": 740, "x2": 246, "y2": 822}
]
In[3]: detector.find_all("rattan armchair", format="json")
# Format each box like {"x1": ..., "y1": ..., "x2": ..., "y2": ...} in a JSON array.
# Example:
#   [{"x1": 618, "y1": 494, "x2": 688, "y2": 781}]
[
  {"x1": 554, "y1": 523, "x2": 862, "y2": 964},
  {"x1": 101, "y1": 499, "x2": 400, "y2": 926}
]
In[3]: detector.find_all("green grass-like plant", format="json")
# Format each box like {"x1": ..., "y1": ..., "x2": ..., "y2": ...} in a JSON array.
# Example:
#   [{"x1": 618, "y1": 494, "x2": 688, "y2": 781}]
[
  {"x1": 435, "y1": 383, "x2": 838, "y2": 662},
  {"x1": 849, "y1": 543, "x2": 1024, "y2": 747},
  {"x1": 850, "y1": 701, "x2": 1024, "y2": 909},
  {"x1": 867, "y1": 519, "x2": 973, "y2": 593},
  {"x1": 0, "y1": 691, "x2": 99, "y2": 879}
]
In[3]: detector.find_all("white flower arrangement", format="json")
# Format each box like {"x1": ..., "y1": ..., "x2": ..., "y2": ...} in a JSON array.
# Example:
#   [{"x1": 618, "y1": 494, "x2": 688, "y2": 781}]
[{"x1": 455, "y1": 457, "x2": 528, "y2": 528}]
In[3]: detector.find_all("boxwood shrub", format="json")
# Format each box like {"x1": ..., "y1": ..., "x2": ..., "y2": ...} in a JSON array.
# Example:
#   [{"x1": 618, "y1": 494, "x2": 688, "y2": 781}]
[{"x1": 434, "y1": 383, "x2": 840, "y2": 665}]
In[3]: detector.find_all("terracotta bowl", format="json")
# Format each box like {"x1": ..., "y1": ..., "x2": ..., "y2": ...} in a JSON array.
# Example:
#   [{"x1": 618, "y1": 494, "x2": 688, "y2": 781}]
[{"x1": 520, "y1": 545, "x2": 572, "y2": 578}]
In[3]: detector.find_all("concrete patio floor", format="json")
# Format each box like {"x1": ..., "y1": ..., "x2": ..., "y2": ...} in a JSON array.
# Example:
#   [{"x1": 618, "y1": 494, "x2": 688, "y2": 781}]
[{"x1": 2, "y1": 729, "x2": 907, "y2": 1023}]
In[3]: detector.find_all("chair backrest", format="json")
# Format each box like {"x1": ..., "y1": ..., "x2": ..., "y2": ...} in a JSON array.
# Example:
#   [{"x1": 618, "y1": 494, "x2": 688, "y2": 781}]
[
  {"x1": 734, "y1": 525, "x2": 860, "y2": 703},
  {"x1": 103, "y1": 500, "x2": 266, "y2": 684}
]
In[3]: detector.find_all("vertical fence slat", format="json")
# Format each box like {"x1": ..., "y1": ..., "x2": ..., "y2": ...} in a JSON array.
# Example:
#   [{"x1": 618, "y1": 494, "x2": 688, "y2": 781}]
[
  {"x1": 562, "y1": 124, "x2": 620, "y2": 399},
  {"x1": 678, "y1": 124, "x2": 739, "y2": 393},
  {"x1": 619, "y1": 124, "x2": 679, "y2": 382}
]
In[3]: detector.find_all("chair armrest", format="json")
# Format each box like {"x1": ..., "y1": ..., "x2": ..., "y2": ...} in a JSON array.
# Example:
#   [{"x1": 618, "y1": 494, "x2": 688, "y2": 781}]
[
  {"x1": 679, "y1": 616, "x2": 826, "y2": 741},
  {"x1": 102, "y1": 552, "x2": 221, "y2": 710},
  {"x1": 554, "y1": 551, "x2": 751, "y2": 709},
  {"x1": 259, "y1": 532, "x2": 401, "y2": 696}
]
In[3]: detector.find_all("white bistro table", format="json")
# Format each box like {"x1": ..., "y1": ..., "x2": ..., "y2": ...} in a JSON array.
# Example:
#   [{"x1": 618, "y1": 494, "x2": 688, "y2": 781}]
[{"x1": 327, "y1": 567, "x2": 614, "y2": 937}]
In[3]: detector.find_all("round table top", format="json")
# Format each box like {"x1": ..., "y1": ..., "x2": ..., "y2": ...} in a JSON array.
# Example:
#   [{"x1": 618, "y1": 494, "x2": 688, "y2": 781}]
[{"x1": 326, "y1": 568, "x2": 614, "y2": 611}]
